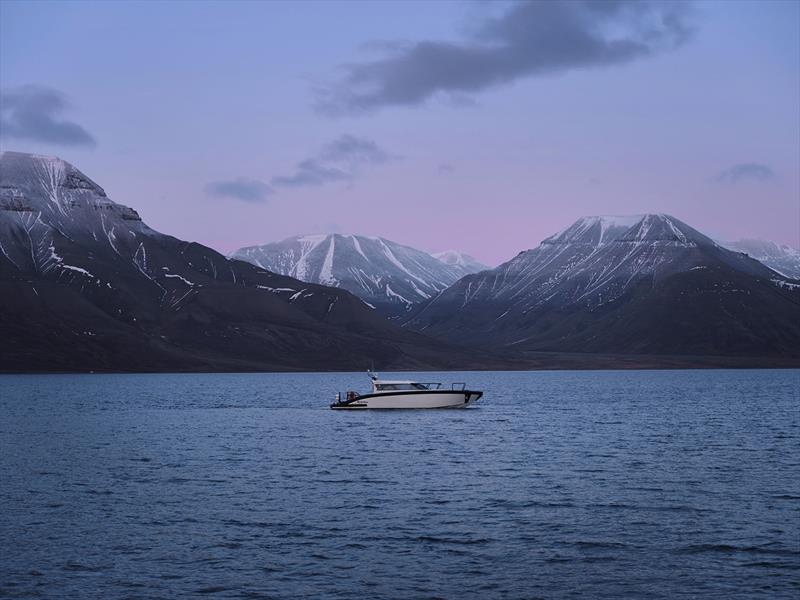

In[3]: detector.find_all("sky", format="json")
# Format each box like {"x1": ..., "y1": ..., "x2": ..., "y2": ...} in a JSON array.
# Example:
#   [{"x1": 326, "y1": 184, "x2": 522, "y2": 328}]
[{"x1": 1, "y1": 0, "x2": 798, "y2": 266}]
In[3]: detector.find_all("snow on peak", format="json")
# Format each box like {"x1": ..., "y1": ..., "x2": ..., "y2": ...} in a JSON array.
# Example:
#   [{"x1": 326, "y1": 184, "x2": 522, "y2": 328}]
[
  {"x1": 616, "y1": 214, "x2": 710, "y2": 246},
  {"x1": 0, "y1": 150, "x2": 108, "y2": 203},
  {"x1": 0, "y1": 150, "x2": 65, "y2": 166},
  {"x1": 231, "y1": 233, "x2": 477, "y2": 316},
  {"x1": 595, "y1": 215, "x2": 643, "y2": 241},
  {"x1": 542, "y1": 214, "x2": 709, "y2": 248},
  {"x1": 720, "y1": 238, "x2": 800, "y2": 279},
  {"x1": 433, "y1": 250, "x2": 489, "y2": 273},
  {"x1": 296, "y1": 233, "x2": 328, "y2": 244},
  {"x1": 434, "y1": 250, "x2": 468, "y2": 267},
  {"x1": 722, "y1": 238, "x2": 800, "y2": 258},
  {"x1": 544, "y1": 214, "x2": 643, "y2": 246}
]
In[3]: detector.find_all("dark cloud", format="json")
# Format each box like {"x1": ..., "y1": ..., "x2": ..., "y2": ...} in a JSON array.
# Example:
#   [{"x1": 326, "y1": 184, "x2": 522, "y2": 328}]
[
  {"x1": 271, "y1": 134, "x2": 394, "y2": 188},
  {"x1": 316, "y1": 0, "x2": 694, "y2": 115},
  {"x1": 0, "y1": 85, "x2": 96, "y2": 146},
  {"x1": 205, "y1": 178, "x2": 273, "y2": 203},
  {"x1": 715, "y1": 163, "x2": 775, "y2": 184},
  {"x1": 271, "y1": 160, "x2": 350, "y2": 188},
  {"x1": 438, "y1": 163, "x2": 455, "y2": 174}
]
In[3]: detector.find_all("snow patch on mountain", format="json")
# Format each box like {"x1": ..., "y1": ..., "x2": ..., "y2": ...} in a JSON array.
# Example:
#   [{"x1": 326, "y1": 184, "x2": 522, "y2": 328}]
[
  {"x1": 385, "y1": 284, "x2": 412, "y2": 305},
  {"x1": 164, "y1": 272, "x2": 194, "y2": 286},
  {"x1": 60, "y1": 264, "x2": 95, "y2": 277},
  {"x1": 320, "y1": 235, "x2": 336, "y2": 284},
  {"x1": 772, "y1": 278, "x2": 800, "y2": 290},
  {"x1": 350, "y1": 234, "x2": 367, "y2": 260}
]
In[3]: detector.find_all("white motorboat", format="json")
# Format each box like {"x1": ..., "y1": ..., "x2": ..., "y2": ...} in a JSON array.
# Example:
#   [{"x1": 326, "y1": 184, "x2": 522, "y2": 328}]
[{"x1": 330, "y1": 371, "x2": 483, "y2": 410}]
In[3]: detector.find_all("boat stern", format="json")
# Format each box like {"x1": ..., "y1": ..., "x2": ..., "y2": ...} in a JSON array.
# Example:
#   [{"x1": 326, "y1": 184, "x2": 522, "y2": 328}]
[{"x1": 465, "y1": 390, "x2": 483, "y2": 405}]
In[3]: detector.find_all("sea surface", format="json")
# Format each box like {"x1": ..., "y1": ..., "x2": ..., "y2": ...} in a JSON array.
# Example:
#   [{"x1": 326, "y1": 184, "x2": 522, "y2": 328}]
[{"x1": 1, "y1": 369, "x2": 798, "y2": 599}]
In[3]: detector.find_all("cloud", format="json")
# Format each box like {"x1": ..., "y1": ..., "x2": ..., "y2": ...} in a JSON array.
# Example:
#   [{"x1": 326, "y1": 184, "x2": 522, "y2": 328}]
[
  {"x1": 271, "y1": 160, "x2": 351, "y2": 188},
  {"x1": 316, "y1": 0, "x2": 694, "y2": 115},
  {"x1": 715, "y1": 163, "x2": 776, "y2": 184},
  {"x1": 204, "y1": 136, "x2": 392, "y2": 201},
  {"x1": 437, "y1": 163, "x2": 455, "y2": 174},
  {"x1": 0, "y1": 84, "x2": 96, "y2": 147},
  {"x1": 205, "y1": 177, "x2": 273, "y2": 203},
  {"x1": 270, "y1": 134, "x2": 394, "y2": 189}
]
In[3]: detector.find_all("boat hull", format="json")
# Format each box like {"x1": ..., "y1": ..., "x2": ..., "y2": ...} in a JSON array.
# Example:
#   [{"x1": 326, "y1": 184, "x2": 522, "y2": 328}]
[{"x1": 331, "y1": 390, "x2": 482, "y2": 410}]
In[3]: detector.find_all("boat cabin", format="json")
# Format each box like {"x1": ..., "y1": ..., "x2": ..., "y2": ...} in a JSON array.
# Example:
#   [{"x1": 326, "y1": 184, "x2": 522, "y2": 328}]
[
  {"x1": 371, "y1": 380, "x2": 438, "y2": 393},
  {"x1": 367, "y1": 372, "x2": 443, "y2": 394}
]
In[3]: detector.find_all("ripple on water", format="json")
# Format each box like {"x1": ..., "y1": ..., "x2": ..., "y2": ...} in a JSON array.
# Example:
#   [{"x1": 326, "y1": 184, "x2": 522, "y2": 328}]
[{"x1": 1, "y1": 369, "x2": 798, "y2": 599}]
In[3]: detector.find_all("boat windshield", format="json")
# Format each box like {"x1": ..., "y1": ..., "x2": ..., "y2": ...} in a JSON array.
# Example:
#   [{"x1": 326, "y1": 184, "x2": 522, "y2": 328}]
[{"x1": 374, "y1": 383, "x2": 430, "y2": 391}]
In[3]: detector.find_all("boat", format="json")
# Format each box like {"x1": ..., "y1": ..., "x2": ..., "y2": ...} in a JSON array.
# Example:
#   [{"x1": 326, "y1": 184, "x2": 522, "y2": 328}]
[{"x1": 330, "y1": 371, "x2": 483, "y2": 409}]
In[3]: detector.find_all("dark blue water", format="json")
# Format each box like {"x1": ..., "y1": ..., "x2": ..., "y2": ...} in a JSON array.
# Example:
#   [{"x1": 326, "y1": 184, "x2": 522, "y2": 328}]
[{"x1": 1, "y1": 370, "x2": 798, "y2": 599}]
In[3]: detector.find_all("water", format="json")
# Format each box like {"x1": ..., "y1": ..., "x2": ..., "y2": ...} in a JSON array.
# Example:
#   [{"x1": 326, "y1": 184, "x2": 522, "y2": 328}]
[{"x1": 1, "y1": 370, "x2": 798, "y2": 599}]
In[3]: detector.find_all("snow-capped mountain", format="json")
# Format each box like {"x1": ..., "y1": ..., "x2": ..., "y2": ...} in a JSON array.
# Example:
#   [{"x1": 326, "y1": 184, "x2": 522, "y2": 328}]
[
  {"x1": 0, "y1": 151, "x2": 472, "y2": 372},
  {"x1": 232, "y1": 234, "x2": 481, "y2": 316},
  {"x1": 3, "y1": 154, "x2": 796, "y2": 368},
  {"x1": 405, "y1": 214, "x2": 800, "y2": 356},
  {"x1": 432, "y1": 250, "x2": 489, "y2": 277},
  {"x1": 719, "y1": 239, "x2": 800, "y2": 279}
]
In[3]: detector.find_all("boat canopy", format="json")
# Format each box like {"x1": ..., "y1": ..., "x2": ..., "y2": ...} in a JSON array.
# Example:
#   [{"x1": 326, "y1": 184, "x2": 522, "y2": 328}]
[
  {"x1": 373, "y1": 382, "x2": 431, "y2": 391},
  {"x1": 367, "y1": 372, "x2": 442, "y2": 391}
]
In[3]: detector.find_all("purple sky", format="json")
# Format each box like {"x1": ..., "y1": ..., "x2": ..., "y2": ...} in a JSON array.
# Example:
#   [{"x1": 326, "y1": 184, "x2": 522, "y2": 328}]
[{"x1": 1, "y1": 0, "x2": 798, "y2": 266}]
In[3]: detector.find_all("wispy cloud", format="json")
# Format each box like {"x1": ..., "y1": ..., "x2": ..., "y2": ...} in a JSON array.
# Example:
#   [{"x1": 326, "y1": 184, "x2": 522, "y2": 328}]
[
  {"x1": 316, "y1": 0, "x2": 694, "y2": 116},
  {"x1": 271, "y1": 160, "x2": 350, "y2": 188},
  {"x1": 204, "y1": 135, "x2": 394, "y2": 201},
  {"x1": 715, "y1": 163, "x2": 775, "y2": 184},
  {"x1": 0, "y1": 84, "x2": 96, "y2": 147},
  {"x1": 205, "y1": 177, "x2": 273, "y2": 203},
  {"x1": 270, "y1": 134, "x2": 395, "y2": 189}
]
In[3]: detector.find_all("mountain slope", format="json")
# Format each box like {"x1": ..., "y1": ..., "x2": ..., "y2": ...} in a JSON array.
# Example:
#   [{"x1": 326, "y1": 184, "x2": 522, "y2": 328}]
[
  {"x1": 0, "y1": 151, "x2": 481, "y2": 372},
  {"x1": 404, "y1": 214, "x2": 800, "y2": 356},
  {"x1": 720, "y1": 238, "x2": 800, "y2": 279},
  {"x1": 232, "y1": 234, "x2": 481, "y2": 316}
]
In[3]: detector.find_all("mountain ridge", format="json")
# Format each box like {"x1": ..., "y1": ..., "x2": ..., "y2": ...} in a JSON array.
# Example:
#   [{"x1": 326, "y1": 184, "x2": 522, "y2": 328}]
[
  {"x1": 404, "y1": 213, "x2": 800, "y2": 356},
  {"x1": 0, "y1": 151, "x2": 489, "y2": 372},
  {"x1": 2, "y1": 152, "x2": 797, "y2": 371},
  {"x1": 719, "y1": 238, "x2": 800, "y2": 279},
  {"x1": 232, "y1": 233, "x2": 486, "y2": 317}
]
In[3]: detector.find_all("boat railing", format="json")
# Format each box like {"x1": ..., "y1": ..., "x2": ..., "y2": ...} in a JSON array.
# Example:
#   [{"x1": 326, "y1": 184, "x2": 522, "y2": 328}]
[
  {"x1": 451, "y1": 382, "x2": 466, "y2": 391},
  {"x1": 331, "y1": 391, "x2": 361, "y2": 407}
]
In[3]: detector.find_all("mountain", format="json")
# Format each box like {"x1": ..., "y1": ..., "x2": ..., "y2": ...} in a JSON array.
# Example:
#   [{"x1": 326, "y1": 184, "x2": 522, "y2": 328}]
[
  {"x1": 232, "y1": 234, "x2": 482, "y2": 317},
  {"x1": 719, "y1": 238, "x2": 800, "y2": 279},
  {"x1": 404, "y1": 214, "x2": 800, "y2": 357},
  {"x1": 432, "y1": 250, "x2": 489, "y2": 277},
  {"x1": 0, "y1": 151, "x2": 487, "y2": 372},
  {"x1": 4, "y1": 155, "x2": 796, "y2": 371}
]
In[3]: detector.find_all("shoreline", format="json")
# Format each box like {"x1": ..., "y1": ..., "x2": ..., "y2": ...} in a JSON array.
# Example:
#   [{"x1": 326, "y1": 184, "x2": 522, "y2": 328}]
[{"x1": 3, "y1": 353, "x2": 798, "y2": 375}]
